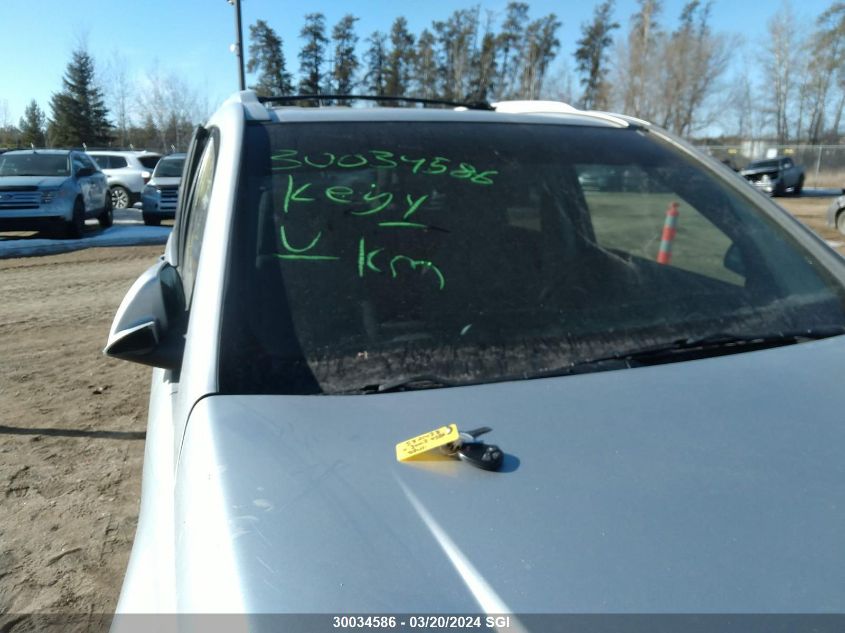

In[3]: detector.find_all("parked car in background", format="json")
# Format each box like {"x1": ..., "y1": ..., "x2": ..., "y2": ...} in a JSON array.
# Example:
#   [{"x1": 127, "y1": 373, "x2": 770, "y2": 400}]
[
  {"x1": 88, "y1": 150, "x2": 162, "y2": 209},
  {"x1": 140, "y1": 153, "x2": 186, "y2": 226},
  {"x1": 0, "y1": 148, "x2": 111, "y2": 238},
  {"x1": 827, "y1": 191, "x2": 845, "y2": 235},
  {"x1": 740, "y1": 156, "x2": 805, "y2": 196},
  {"x1": 106, "y1": 92, "x2": 845, "y2": 620}
]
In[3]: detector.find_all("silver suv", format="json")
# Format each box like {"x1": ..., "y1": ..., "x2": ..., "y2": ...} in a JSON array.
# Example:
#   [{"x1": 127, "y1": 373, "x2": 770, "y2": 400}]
[
  {"x1": 88, "y1": 150, "x2": 161, "y2": 209},
  {"x1": 0, "y1": 149, "x2": 111, "y2": 238},
  {"x1": 106, "y1": 92, "x2": 845, "y2": 619},
  {"x1": 140, "y1": 153, "x2": 186, "y2": 226}
]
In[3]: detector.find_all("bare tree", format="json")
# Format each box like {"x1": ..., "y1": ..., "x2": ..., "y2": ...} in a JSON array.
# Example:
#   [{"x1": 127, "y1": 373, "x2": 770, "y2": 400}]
[
  {"x1": 723, "y1": 58, "x2": 766, "y2": 140},
  {"x1": 103, "y1": 51, "x2": 135, "y2": 146},
  {"x1": 762, "y1": 2, "x2": 802, "y2": 143},
  {"x1": 832, "y1": 64, "x2": 845, "y2": 138},
  {"x1": 0, "y1": 99, "x2": 10, "y2": 128},
  {"x1": 612, "y1": 0, "x2": 663, "y2": 118},
  {"x1": 0, "y1": 100, "x2": 21, "y2": 147},
  {"x1": 657, "y1": 1, "x2": 732, "y2": 136},
  {"x1": 804, "y1": 2, "x2": 845, "y2": 142},
  {"x1": 792, "y1": 38, "x2": 816, "y2": 141},
  {"x1": 544, "y1": 61, "x2": 577, "y2": 104},
  {"x1": 136, "y1": 63, "x2": 204, "y2": 152}
]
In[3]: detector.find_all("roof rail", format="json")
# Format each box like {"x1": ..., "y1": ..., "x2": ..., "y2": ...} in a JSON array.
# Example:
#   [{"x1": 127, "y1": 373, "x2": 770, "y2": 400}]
[
  {"x1": 83, "y1": 147, "x2": 157, "y2": 153},
  {"x1": 257, "y1": 94, "x2": 495, "y2": 111},
  {"x1": 492, "y1": 100, "x2": 579, "y2": 114}
]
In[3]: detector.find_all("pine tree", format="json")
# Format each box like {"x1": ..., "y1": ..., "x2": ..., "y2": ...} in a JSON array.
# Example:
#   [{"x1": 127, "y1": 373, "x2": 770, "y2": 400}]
[
  {"x1": 19, "y1": 100, "x2": 46, "y2": 148},
  {"x1": 467, "y1": 13, "x2": 499, "y2": 103},
  {"x1": 298, "y1": 13, "x2": 329, "y2": 98},
  {"x1": 574, "y1": 0, "x2": 620, "y2": 110},
  {"x1": 519, "y1": 14, "x2": 562, "y2": 99},
  {"x1": 247, "y1": 19, "x2": 293, "y2": 96},
  {"x1": 434, "y1": 9, "x2": 480, "y2": 101},
  {"x1": 413, "y1": 29, "x2": 439, "y2": 99},
  {"x1": 497, "y1": 2, "x2": 530, "y2": 98},
  {"x1": 48, "y1": 47, "x2": 111, "y2": 147},
  {"x1": 331, "y1": 15, "x2": 360, "y2": 100},
  {"x1": 364, "y1": 31, "x2": 389, "y2": 101},
  {"x1": 386, "y1": 17, "x2": 415, "y2": 97}
]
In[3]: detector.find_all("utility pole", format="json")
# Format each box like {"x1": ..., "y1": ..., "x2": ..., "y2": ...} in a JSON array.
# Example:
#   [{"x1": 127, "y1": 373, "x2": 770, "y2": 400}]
[{"x1": 227, "y1": 0, "x2": 246, "y2": 90}]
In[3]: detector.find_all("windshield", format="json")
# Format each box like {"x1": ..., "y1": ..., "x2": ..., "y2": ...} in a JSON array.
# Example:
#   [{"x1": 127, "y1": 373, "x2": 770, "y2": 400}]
[
  {"x1": 138, "y1": 155, "x2": 161, "y2": 169},
  {"x1": 0, "y1": 153, "x2": 70, "y2": 177},
  {"x1": 154, "y1": 156, "x2": 185, "y2": 178},
  {"x1": 747, "y1": 159, "x2": 781, "y2": 170},
  {"x1": 219, "y1": 121, "x2": 845, "y2": 395}
]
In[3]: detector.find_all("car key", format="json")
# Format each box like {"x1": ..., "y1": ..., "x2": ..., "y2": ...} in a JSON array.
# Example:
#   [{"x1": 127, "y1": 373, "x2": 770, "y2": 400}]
[{"x1": 457, "y1": 441, "x2": 504, "y2": 471}]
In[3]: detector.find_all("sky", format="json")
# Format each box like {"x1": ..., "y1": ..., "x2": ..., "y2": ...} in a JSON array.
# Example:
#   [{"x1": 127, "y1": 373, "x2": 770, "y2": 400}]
[{"x1": 0, "y1": 0, "x2": 835, "y2": 126}]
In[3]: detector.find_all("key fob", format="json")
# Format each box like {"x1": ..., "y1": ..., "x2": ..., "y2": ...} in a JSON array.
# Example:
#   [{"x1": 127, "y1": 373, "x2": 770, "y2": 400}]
[{"x1": 457, "y1": 442, "x2": 504, "y2": 471}]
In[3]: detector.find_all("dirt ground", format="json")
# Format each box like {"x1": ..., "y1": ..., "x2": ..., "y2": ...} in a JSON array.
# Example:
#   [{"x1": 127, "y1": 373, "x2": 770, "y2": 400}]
[
  {"x1": 776, "y1": 195, "x2": 844, "y2": 252},
  {"x1": 0, "y1": 196, "x2": 842, "y2": 627},
  {"x1": 0, "y1": 246, "x2": 161, "y2": 627}
]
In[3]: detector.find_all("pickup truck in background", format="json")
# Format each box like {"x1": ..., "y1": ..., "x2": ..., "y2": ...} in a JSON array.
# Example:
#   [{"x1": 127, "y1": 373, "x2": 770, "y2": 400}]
[{"x1": 740, "y1": 156, "x2": 805, "y2": 196}]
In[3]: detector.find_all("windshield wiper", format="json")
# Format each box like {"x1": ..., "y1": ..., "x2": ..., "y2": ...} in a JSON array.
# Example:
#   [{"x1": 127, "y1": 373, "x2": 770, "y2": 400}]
[
  {"x1": 340, "y1": 327, "x2": 845, "y2": 393},
  {"x1": 526, "y1": 326, "x2": 845, "y2": 381},
  {"x1": 350, "y1": 375, "x2": 457, "y2": 394},
  {"x1": 612, "y1": 327, "x2": 845, "y2": 361}
]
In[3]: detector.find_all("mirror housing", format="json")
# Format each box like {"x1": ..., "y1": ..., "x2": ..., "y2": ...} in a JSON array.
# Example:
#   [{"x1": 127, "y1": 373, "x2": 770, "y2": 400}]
[
  {"x1": 723, "y1": 243, "x2": 747, "y2": 277},
  {"x1": 76, "y1": 167, "x2": 95, "y2": 178},
  {"x1": 104, "y1": 259, "x2": 186, "y2": 370}
]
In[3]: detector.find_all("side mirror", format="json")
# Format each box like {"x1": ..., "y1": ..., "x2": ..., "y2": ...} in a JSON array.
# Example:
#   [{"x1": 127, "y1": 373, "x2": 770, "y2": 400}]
[
  {"x1": 76, "y1": 167, "x2": 95, "y2": 178},
  {"x1": 104, "y1": 259, "x2": 186, "y2": 370}
]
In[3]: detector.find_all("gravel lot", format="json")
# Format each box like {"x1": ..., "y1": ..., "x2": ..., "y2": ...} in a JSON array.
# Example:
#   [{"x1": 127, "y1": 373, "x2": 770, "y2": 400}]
[
  {"x1": 0, "y1": 196, "x2": 842, "y2": 629},
  {"x1": 0, "y1": 246, "x2": 159, "y2": 628}
]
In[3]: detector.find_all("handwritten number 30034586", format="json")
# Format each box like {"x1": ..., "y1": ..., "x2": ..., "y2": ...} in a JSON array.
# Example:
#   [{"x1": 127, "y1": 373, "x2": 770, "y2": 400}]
[{"x1": 270, "y1": 149, "x2": 497, "y2": 186}]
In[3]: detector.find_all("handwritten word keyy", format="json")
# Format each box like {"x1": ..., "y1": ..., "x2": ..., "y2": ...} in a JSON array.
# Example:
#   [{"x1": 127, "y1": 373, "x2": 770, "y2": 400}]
[{"x1": 282, "y1": 175, "x2": 433, "y2": 225}]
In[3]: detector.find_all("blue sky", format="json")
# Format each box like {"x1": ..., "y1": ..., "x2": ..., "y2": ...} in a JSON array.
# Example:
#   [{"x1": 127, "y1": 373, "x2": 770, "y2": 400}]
[{"x1": 0, "y1": 0, "x2": 833, "y2": 125}]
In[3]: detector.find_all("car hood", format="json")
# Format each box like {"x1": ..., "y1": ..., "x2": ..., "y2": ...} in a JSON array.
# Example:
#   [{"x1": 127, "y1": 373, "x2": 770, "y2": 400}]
[
  {"x1": 0, "y1": 175, "x2": 69, "y2": 188},
  {"x1": 175, "y1": 337, "x2": 845, "y2": 614},
  {"x1": 148, "y1": 176, "x2": 181, "y2": 187},
  {"x1": 740, "y1": 167, "x2": 780, "y2": 177}
]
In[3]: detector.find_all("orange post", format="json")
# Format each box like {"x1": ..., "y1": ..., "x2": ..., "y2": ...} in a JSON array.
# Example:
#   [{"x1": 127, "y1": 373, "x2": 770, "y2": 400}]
[{"x1": 656, "y1": 202, "x2": 680, "y2": 265}]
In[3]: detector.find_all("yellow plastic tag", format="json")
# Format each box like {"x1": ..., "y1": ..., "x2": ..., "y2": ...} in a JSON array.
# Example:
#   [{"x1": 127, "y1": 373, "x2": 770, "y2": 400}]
[{"x1": 396, "y1": 424, "x2": 459, "y2": 462}]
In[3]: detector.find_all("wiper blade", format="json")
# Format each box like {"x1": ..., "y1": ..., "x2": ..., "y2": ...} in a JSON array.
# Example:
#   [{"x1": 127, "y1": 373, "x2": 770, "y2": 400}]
[
  {"x1": 350, "y1": 375, "x2": 456, "y2": 395},
  {"x1": 614, "y1": 326, "x2": 845, "y2": 361},
  {"x1": 526, "y1": 326, "x2": 845, "y2": 382}
]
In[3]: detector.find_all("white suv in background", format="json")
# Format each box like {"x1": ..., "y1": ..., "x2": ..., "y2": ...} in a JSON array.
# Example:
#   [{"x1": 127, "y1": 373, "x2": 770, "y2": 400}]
[{"x1": 88, "y1": 150, "x2": 162, "y2": 209}]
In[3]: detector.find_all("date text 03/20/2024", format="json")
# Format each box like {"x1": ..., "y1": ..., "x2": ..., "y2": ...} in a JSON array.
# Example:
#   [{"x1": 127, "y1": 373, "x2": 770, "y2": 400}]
[{"x1": 332, "y1": 615, "x2": 513, "y2": 629}]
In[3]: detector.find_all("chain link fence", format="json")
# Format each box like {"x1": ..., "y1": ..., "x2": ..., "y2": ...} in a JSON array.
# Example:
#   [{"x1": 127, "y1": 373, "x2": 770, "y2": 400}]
[{"x1": 698, "y1": 143, "x2": 845, "y2": 188}]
